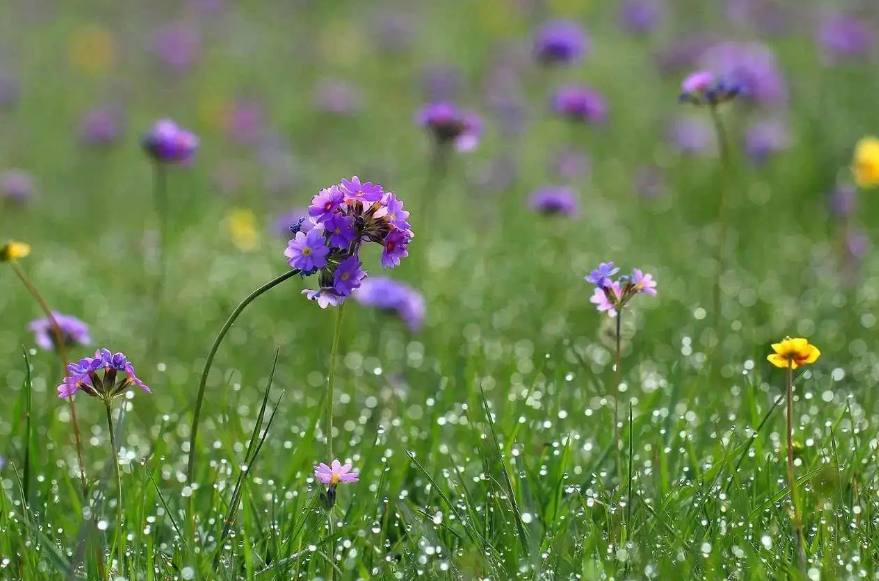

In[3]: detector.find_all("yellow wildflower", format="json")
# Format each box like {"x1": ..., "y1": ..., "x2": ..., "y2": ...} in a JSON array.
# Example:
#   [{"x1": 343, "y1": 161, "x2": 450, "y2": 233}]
[
  {"x1": 852, "y1": 136, "x2": 879, "y2": 189},
  {"x1": 226, "y1": 209, "x2": 259, "y2": 251},
  {"x1": 0, "y1": 240, "x2": 31, "y2": 262},
  {"x1": 767, "y1": 337, "x2": 821, "y2": 370}
]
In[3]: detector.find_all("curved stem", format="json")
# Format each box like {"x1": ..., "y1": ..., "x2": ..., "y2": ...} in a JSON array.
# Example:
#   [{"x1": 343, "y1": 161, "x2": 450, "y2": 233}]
[
  {"x1": 105, "y1": 402, "x2": 125, "y2": 577},
  {"x1": 9, "y1": 261, "x2": 87, "y2": 492},
  {"x1": 325, "y1": 303, "x2": 346, "y2": 462},
  {"x1": 708, "y1": 105, "x2": 732, "y2": 358},
  {"x1": 186, "y1": 269, "x2": 301, "y2": 482}
]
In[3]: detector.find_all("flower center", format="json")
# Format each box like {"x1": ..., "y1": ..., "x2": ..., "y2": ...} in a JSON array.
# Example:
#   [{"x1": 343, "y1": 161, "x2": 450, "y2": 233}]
[
  {"x1": 341, "y1": 272, "x2": 350, "y2": 281},
  {"x1": 330, "y1": 473, "x2": 340, "y2": 485},
  {"x1": 324, "y1": 202, "x2": 333, "y2": 211},
  {"x1": 302, "y1": 247, "x2": 312, "y2": 256},
  {"x1": 387, "y1": 241, "x2": 395, "y2": 252}
]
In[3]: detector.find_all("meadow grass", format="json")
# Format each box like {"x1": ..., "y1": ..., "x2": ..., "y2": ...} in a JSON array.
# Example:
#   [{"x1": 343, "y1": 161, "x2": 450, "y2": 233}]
[{"x1": 1, "y1": 1, "x2": 879, "y2": 580}]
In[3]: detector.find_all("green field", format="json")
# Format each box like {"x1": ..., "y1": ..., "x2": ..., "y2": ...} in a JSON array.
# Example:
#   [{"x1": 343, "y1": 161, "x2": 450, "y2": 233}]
[{"x1": 1, "y1": 1, "x2": 878, "y2": 580}]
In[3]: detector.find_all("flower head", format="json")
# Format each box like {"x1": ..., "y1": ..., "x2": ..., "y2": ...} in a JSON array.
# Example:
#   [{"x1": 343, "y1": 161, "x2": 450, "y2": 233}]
[
  {"x1": 590, "y1": 283, "x2": 622, "y2": 317},
  {"x1": 340, "y1": 176, "x2": 384, "y2": 203},
  {"x1": 315, "y1": 459, "x2": 359, "y2": 485},
  {"x1": 0, "y1": 169, "x2": 34, "y2": 203},
  {"x1": 533, "y1": 20, "x2": 589, "y2": 65},
  {"x1": 745, "y1": 119, "x2": 790, "y2": 163},
  {"x1": 308, "y1": 186, "x2": 345, "y2": 223},
  {"x1": 698, "y1": 41, "x2": 786, "y2": 106},
  {"x1": 529, "y1": 187, "x2": 579, "y2": 217},
  {"x1": 58, "y1": 348, "x2": 149, "y2": 399},
  {"x1": 853, "y1": 136, "x2": 879, "y2": 189},
  {"x1": 767, "y1": 338, "x2": 821, "y2": 370},
  {"x1": 332, "y1": 256, "x2": 366, "y2": 296},
  {"x1": 586, "y1": 264, "x2": 657, "y2": 316},
  {"x1": 585, "y1": 262, "x2": 620, "y2": 286},
  {"x1": 679, "y1": 70, "x2": 741, "y2": 106},
  {"x1": 28, "y1": 312, "x2": 91, "y2": 351},
  {"x1": 151, "y1": 24, "x2": 200, "y2": 71},
  {"x1": 381, "y1": 229, "x2": 410, "y2": 269},
  {"x1": 325, "y1": 213, "x2": 357, "y2": 248},
  {"x1": 285, "y1": 229, "x2": 330, "y2": 272},
  {"x1": 142, "y1": 119, "x2": 199, "y2": 164},
  {"x1": 417, "y1": 102, "x2": 482, "y2": 152},
  {"x1": 0, "y1": 240, "x2": 31, "y2": 262},
  {"x1": 619, "y1": 0, "x2": 663, "y2": 35},
  {"x1": 631, "y1": 269, "x2": 657, "y2": 296},
  {"x1": 302, "y1": 287, "x2": 346, "y2": 309},
  {"x1": 816, "y1": 13, "x2": 875, "y2": 63},
  {"x1": 353, "y1": 277, "x2": 426, "y2": 331},
  {"x1": 79, "y1": 105, "x2": 125, "y2": 146},
  {"x1": 552, "y1": 86, "x2": 607, "y2": 124}
]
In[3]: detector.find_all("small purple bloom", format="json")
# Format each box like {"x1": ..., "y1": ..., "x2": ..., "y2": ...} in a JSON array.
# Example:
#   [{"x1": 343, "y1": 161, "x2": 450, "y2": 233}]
[
  {"x1": 590, "y1": 283, "x2": 622, "y2": 317},
  {"x1": 354, "y1": 277, "x2": 425, "y2": 332},
  {"x1": 654, "y1": 35, "x2": 718, "y2": 76},
  {"x1": 551, "y1": 86, "x2": 607, "y2": 124},
  {"x1": 631, "y1": 269, "x2": 657, "y2": 296},
  {"x1": 314, "y1": 460, "x2": 359, "y2": 485},
  {"x1": 417, "y1": 102, "x2": 482, "y2": 152},
  {"x1": 378, "y1": 192, "x2": 411, "y2": 230},
  {"x1": 699, "y1": 41, "x2": 787, "y2": 106},
  {"x1": 333, "y1": 256, "x2": 366, "y2": 296},
  {"x1": 745, "y1": 119, "x2": 790, "y2": 163},
  {"x1": 325, "y1": 213, "x2": 356, "y2": 248},
  {"x1": 533, "y1": 20, "x2": 589, "y2": 65},
  {"x1": 0, "y1": 169, "x2": 34, "y2": 203},
  {"x1": 340, "y1": 176, "x2": 384, "y2": 203},
  {"x1": 619, "y1": 0, "x2": 663, "y2": 35},
  {"x1": 679, "y1": 71, "x2": 741, "y2": 106},
  {"x1": 285, "y1": 229, "x2": 329, "y2": 272},
  {"x1": 816, "y1": 13, "x2": 875, "y2": 62},
  {"x1": 529, "y1": 187, "x2": 579, "y2": 217},
  {"x1": 58, "y1": 348, "x2": 149, "y2": 399},
  {"x1": 28, "y1": 312, "x2": 91, "y2": 351},
  {"x1": 142, "y1": 119, "x2": 199, "y2": 164},
  {"x1": 586, "y1": 262, "x2": 620, "y2": 286},
  {"x1": 381, "y1": 229, "x2": 409, "y2": 269},
  {"x1": 302, "y1": 287, "x2": 346, "y2": 309},
  {"x1": 151, "y1": 24, "x2": 201, "y2": 71},
  {"x1": 828, "y1": 185, "x2": 857, "y2": 217},
  {"x1": 681, "y1": 71, "x2": 715, "y2": 94},
  {"x1": 78, "y1": 105, "x2": 125, "y2": 146},
  {"x1": 308, "y1": 186, "x2": 345, "y2": 223}
]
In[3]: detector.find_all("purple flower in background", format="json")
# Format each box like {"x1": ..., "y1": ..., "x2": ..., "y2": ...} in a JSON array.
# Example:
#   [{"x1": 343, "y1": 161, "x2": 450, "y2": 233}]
[
  {"x1": 78, "y1": 105, "x2": 125, "y2": 146},
  {"x1": 332, "y1": 256, "x2": 366, "y2": 296},
  {"x1": 341, "y1": 176, "x2": 384, "y2": 203},
  {"x1": 0, "y1": 169, "x2": 34, "y2": 203},
  {"x1": 816, "y1": 13, "x2": 875, "y2": 62},
  {"x1": 552, "y1": 86, "x2": 607, "y2": 124},
  {"x1": 726, "y1": 0, "x2": 793, "y2": 36},
  {"x1": 313, "y1": 78, "x2": 361, "y2": 115},
  {"x1": 745, "y1": 119, "x2": 790, "y2": 162},
  {"x1": 668, "y1": 116, "x2": 714, "y2": 155},
  {"x1": 420, "y1": 64, "x2": 462, "y2": 101},
  {"x1": 28, "y1": 312, "x2": 91, "y2": 351},
  {"x1": 0, "y1": 75, "x2": 19, "y2": 109},
  {"x1": 354, "y1": 276, "x2": 426, "y2": 331},
  {"x1": 679, "y1": 71, "x2": 740, "y2": 106},
  {"x1": 381, "y1": 229, "x2": 410, "y2": 269},
  {"x1": 418, "y1": 102, "x2": 482, "y2": 152},
  {"x1": 302, "y1": 287, "x2": 346, "y2": 309},
  {"x1": 586, "y1": 262, "x2": 620, "y2": 286},
  {"x1": 372, "y1": 11, "x2": 414, "y2": 53},
  {"x1": 534, "y1": 20, "x2": 588, "y2": 65},
  {"x1": 377, "y1": 192, "x2": 411, "y2": 230},
  {"x1": 529, "y1": 187, "x2": 579, "y2": 217},
  {"x1": 325, "y1": 213, "x2": 356, "y2": 248},
  {"x1": 552, "y1": 149, "x2": 591, "y2": 179},
  {"x1": 654, "y1": 35, "x2": 717, "y2": 76},
  {"x1": 699, "y1": 42, "x2": 787, "y2": 106},
  {"x1": 631, "y1": 269, "x2": 657, "y2": 296},
  {"x1": 274, "y1": 208, "x2": 314, "y2": 236},
  {"x1": 223, "y1": 98, "x2": 264, "y2": 146},
  {"x1": 142, "y1": 119, "x2": 199, "y2": 164},
  {"x1": 285, "y1": 228, "x2": 329, "y2": 272},
  {"x1": 309, "y1": 186, "x2": 345, "y2": 223},
  {"x1": 619, "y1": 0, "x2": 663, "y2": 35},
  {"x1": 634, "y1": 165, "x2": 665, "y2": 198},
  {"x1": 151, "y1": 24, "x2": 201, "y2": 71},
  {"x1": 846, "y1": 229, "x2": 869, "y2": 260},
  {"x1": 58, "y1": 348, "x2": 149, "y2": 399},
  {"x1": 828, "y1": 185, "x2": 857, "y2": 217}
]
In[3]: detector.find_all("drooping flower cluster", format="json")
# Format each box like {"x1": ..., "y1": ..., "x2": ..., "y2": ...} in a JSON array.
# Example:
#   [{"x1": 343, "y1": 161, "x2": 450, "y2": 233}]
[
  {"x1": 679, "y1": 71, "x2": 741, "y2": 107},
  {"x1": 586, "y1": 262, "x2": 657, "y2": 317},
  {"x1": 417, "y1": 102, "x2": 482, "y2": 152},
  {"x1": 287, "y1": 177, "x2": 413, "y2": 308},
  {"x1": 141, "y1": 119, "x2": 199, "y2": 164},
  {"x1": 58, "y1": 348, "x2": 149, "y2": 399},
  {"x1": 28, "y1": 312, "x2": 92, "y2": 351},
  {"x1": 353, "y1": 277, "x2": 425, "y2": 331}
]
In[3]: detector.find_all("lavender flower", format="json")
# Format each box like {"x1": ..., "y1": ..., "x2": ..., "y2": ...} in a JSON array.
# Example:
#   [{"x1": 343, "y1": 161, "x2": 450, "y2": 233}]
[
  {"x1": 58, "y1": 348, "x2": 149, "y2": 399},
  {"x1": 586, "y1": 262, "x2": 620, "y2": 286},
  {"x1": 551, "y1": 86, "x2": 607, "y2": 124},
  {"x1": 816, "y1": 13, "x2": 875, "y2": 62},
  {"x1": 295, "y1": 178, "x2": 414, "y2": 308},
  {"x1": 417, "y1": 102, "x2": 482, "y2": 152},
  {"x1": 0, "y1": 169, "x2": 34, "y2": 203},
  {"x1": 533, "y1": 20, "x2": 589, "y2": 65},
  {"x1": 151, "y1": 24, "x2": 201, "y2": 71},
  {"x1": 529, "y1": 187, "x2": 579, "y2": 217},
  {"x1": 678, "y1": 71, "x2": 740, "y2": 107},
  {"x1": 619, "y1": 0, "x2": 662, "y2": 35},
  {"x1": 142, "y1": 119, "x2": 199, "y2": 164},
  {"x1": 353, "y1": 277, "x2": 425, "y2": 331},
  {"x1": 590, "y1": 282, "x2": 622, "y2": 317},
  {"x1": 78, "y1": 105, "x2": 125, "y2": 146},
  {"x1": 699, "y1": 42, "x2": 787, "y2": 106},
  {"x1": 745, "y1": 119, "x2": 790, "y2": 163},
  {"x1": 654, "y1": 35, "x2": 718, "y2": 76},
  {"x1": 586, "y1": 264, "x2": 657, "y2": 317},
  {"x1": 28, "y1": 312, "x2": 91, "y2": 351},
  {"x1": 314, "y1": 459, "x2": 359, "y2": 485}
]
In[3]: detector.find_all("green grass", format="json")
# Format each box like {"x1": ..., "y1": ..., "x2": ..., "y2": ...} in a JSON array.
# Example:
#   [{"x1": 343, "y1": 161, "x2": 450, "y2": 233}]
[{"x1": 1, "y1": 1, "x2": 878, "y2": 580}]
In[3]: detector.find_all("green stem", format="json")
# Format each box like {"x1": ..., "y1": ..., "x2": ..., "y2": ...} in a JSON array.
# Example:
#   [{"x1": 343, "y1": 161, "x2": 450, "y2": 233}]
[
  {"x1": 9, "y1": 261, "x2": 88, "y2": 494},
  {"x1": 786, "y1": 363, "x2": 806, "y2": 572},
  {"x1": 185, "y1": 269, "x2": 301, "y2": 482},
  {"x1": 148, "y1": 164, "x2": 168, "y2": 359},
  {"x1": 326, "y1": 303, "x2": 346, "y2": 463},
  {"x1": 708, "y1": 105, "x2": 732, "y2": 359},
  {"x1": 614, "y1": 311, "x2": 623, "y2": 480},
  {"x1": 105, "y1": 401, "x2": 125, "y2": 577},
  {"x1": 327, "y1": 510, "x2": 336, "y2": 581}
]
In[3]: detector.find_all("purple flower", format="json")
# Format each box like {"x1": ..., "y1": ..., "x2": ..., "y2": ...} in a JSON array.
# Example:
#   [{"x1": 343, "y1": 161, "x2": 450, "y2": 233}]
[
  {"x1": 332, "y1": 256, "x2": 366, "y2": 296},
  {"x1": 619, "y1": 0, "x2": 663, "y2": 35},
  {"x1": 354, "y1": 277, "x2": 426, "y2": 332},
  {"x1": 381, "y1": 230, "x2": 410, "y2": 269},
  {"x1": 285, "y1": 229, "x2": 329, "y2": 272},
  {"x1": 58, "y1": 348, "x2": 149, "y2": 399},
  {"x1": 223, "y1": 98, "x2": 264, "y2": 146},
  {"x1": 529, "y1": 187, "x2": 579, "y2": 217},
  {"x1": 551, "y1": 86, "x2": 607, "y2": 124},
  {"x1": 376, "y1": 192, "x2": 410, "y2": 230},
  {"x1": 78, "y1": 105, "x2": 125, "y2": 146},
  {"x1": 302, "y1": 287, "x2": 346, "y2": 309},
  {"x1": 586, "y1": 262, "x2": 620, "y2": 287},
  {"x1": 340, "y1": 176, "x2": 384, "y2": 203},
  {"x1": 325, "y1": 213, "x2": 356, "y2": 248},
  {"x1": 668, "y1": 116, "x2": 714, "y2": 155},
  {"x1": 816, "y1": 13, "x2": 875, "y2": 62},
  {"x1": 678, "y1": 71, "x2": 741, "y2": 106},
  {"x1": 417, "y1": 102, "x2": 482, "y2": 152},
  {"x1": 0, "y1": 169, "x2": 34, "y2": 203},
  {"x1": 28, "y1": 312, "x2": 91, "y2": 351},
  {"x1": 533, "y1": 20, "x2": 589, "y2": 65},
  {"x1": 828, "y1": 185, "x2": 857, "y2": 217},
  {"x1": 314, "y1": 459, "x2": 359, "y2": 485},
  {"x1": 654, "y1": 35, "x2": 718, "y2": 76},
  {"x1": 274, "y1": 208, "x2": 314, "y2": 236},
  {"x1": 745, "y1": 119, "x2": 790, "y2": 163},
  {"x1": 313, "y1": 78, "x2": 361, "y2": 115},
  {"x1": 590, "y1": 283, "x2": 622, "y2": 317},
  {"x1": 142, "y1": 119, "x2": 199, "y2": 164},
  {"x1": 631, "y1": 269, "x2": 657, "y2": 296},
  {"x1": 699, "y1": 41, "x2": 787, "y2": 106},
  {"x1": 420, "y1": 64, "x2": 462, "y2": 101},
  {"x1": 308, "y1": 186, "x2": 345, "y2": 223},
  {"x1": 151, "y1": 24, "x2": 201, "y2": 71}
]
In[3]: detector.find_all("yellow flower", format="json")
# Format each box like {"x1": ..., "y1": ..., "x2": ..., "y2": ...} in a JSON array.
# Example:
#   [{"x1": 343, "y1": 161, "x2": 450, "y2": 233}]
[
  {"x1": 0, "y1": 240, "x2": 31, "y2": 262},
  {"x1": 225, "y1": 209, "x2": 259, "y2": 251},
  {"x1": 852, "y1": 136, "x2": 879, "y2": 189},
  {"x1": 767, "y1": 337, "x2": 821, "y2": 370}
]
